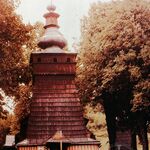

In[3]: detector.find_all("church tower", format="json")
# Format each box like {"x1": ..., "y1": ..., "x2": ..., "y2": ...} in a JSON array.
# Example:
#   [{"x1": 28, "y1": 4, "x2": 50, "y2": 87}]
[{"x1": 17, "y1": 3, "x2": 100, "y2": 150}]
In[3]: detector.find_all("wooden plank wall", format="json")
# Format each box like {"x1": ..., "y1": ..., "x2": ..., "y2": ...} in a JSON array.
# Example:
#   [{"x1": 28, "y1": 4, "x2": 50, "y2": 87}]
[
  {"x1": 18, "y1": 147, "x2": 37, "y2": 150},
  {"x1": 116, "y1": 130, "x2": 131, "y2": 149},
  {"x1": 18, "y1": 147, "x2": 46, "y2": 150},
  {"x1": 67, "y1": 145, "x2": 99, "y2": 150},
  {"x1": 18, "y1": 145, "x2": 99, "y2": 150}
]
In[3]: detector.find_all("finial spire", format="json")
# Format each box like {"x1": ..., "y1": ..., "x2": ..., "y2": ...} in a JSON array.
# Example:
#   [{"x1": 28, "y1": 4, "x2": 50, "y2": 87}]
[{"x1": 38, "y1": 2, "x2": 67, "y2": 50}]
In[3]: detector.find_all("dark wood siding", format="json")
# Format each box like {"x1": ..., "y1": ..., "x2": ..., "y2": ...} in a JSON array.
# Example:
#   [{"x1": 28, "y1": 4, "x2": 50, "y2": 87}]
[{"x1": 27, "y1": 53, "x2": 88, "y2": 141}]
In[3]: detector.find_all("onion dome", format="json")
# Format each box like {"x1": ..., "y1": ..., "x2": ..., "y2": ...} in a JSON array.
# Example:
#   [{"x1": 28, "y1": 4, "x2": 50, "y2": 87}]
[{"x1": 38, "y1": 4, "x2": 67, "y2": 50}]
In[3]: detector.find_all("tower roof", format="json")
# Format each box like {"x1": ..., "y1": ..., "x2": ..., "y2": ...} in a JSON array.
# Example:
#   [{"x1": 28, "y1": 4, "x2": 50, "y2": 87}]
[{"x1": 38, "y1": 3, "x2": 67, "y2": 50}]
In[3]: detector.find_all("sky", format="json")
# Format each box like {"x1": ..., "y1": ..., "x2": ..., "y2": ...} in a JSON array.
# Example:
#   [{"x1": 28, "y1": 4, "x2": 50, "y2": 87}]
[
  {"x1": 0, "y1": 89, "x2": 15, "y2": 113},
  {"x1": 17, "y1": 0, "x2": 110, "y2": 50}
]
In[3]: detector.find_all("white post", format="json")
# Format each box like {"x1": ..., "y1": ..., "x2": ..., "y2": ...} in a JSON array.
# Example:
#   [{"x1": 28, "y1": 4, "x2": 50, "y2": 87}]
[{"x1": 60, "y1": 141, "x2": 62, "y2": 150}]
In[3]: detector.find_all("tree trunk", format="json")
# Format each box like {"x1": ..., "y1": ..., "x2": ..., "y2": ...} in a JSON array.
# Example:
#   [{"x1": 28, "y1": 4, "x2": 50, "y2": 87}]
[
  {"x1": 136, "y1": 112, "x2": 149, "y2": 150},
  {"x1": 138, "y1": 121, "x2": 149, "y2": 150},
  {"x1": 104, "y1": 100, "x2": 116, "y2": 150},
  {"x1": 131, "y1": 130, "x2": 137, "y2": 150}
]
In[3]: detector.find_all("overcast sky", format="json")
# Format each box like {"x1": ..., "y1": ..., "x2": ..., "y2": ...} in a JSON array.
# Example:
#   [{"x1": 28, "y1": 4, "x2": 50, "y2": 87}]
[{"x1": 17, "y1": 0, "x2": 110, "y2": 50}]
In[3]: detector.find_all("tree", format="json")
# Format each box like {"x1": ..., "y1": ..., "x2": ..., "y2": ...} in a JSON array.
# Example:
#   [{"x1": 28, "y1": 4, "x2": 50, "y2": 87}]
[
  {"x1": 77, "y1": 0, "x2": 150, "y2": 149},
  {"x1": 0, "y1": 0, "x2": 33, "y2": 127},
  {"x1": 0, "y1": 0, "x2": 32, "y2": 145},
  {"x1": 0, "y1": 0, "x2": 43, "y2": 144},
  {"x1": 0, "y1": 0, "x2": 32, "y2": 96}
]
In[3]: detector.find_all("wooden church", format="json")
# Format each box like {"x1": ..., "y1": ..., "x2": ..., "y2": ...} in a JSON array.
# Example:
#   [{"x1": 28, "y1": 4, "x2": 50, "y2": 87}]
[{"x1": 17, "y1": 3, "x2": 100, "y2": 150}]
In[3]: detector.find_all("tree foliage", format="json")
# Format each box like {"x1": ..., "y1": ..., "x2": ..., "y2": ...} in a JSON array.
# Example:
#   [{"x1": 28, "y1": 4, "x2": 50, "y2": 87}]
[
  {"x1": 0, "y1": 115, "x2": 15, "y2": 148},
  {"x1": 83, "y1": 103, "x2": 109, "y2": 149},
  {"x1": 77, "y1": 1, "x2": 150, "y2": 148},
  {"x1": 77, "y1": 0, "x2": 150, "y2": 115},
  {"x1": 0, "y1": 0, "x2": 43, "y2": 140},
  {"x1": 0, "y1": 0, "x2": 32, "y2": 96}
]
